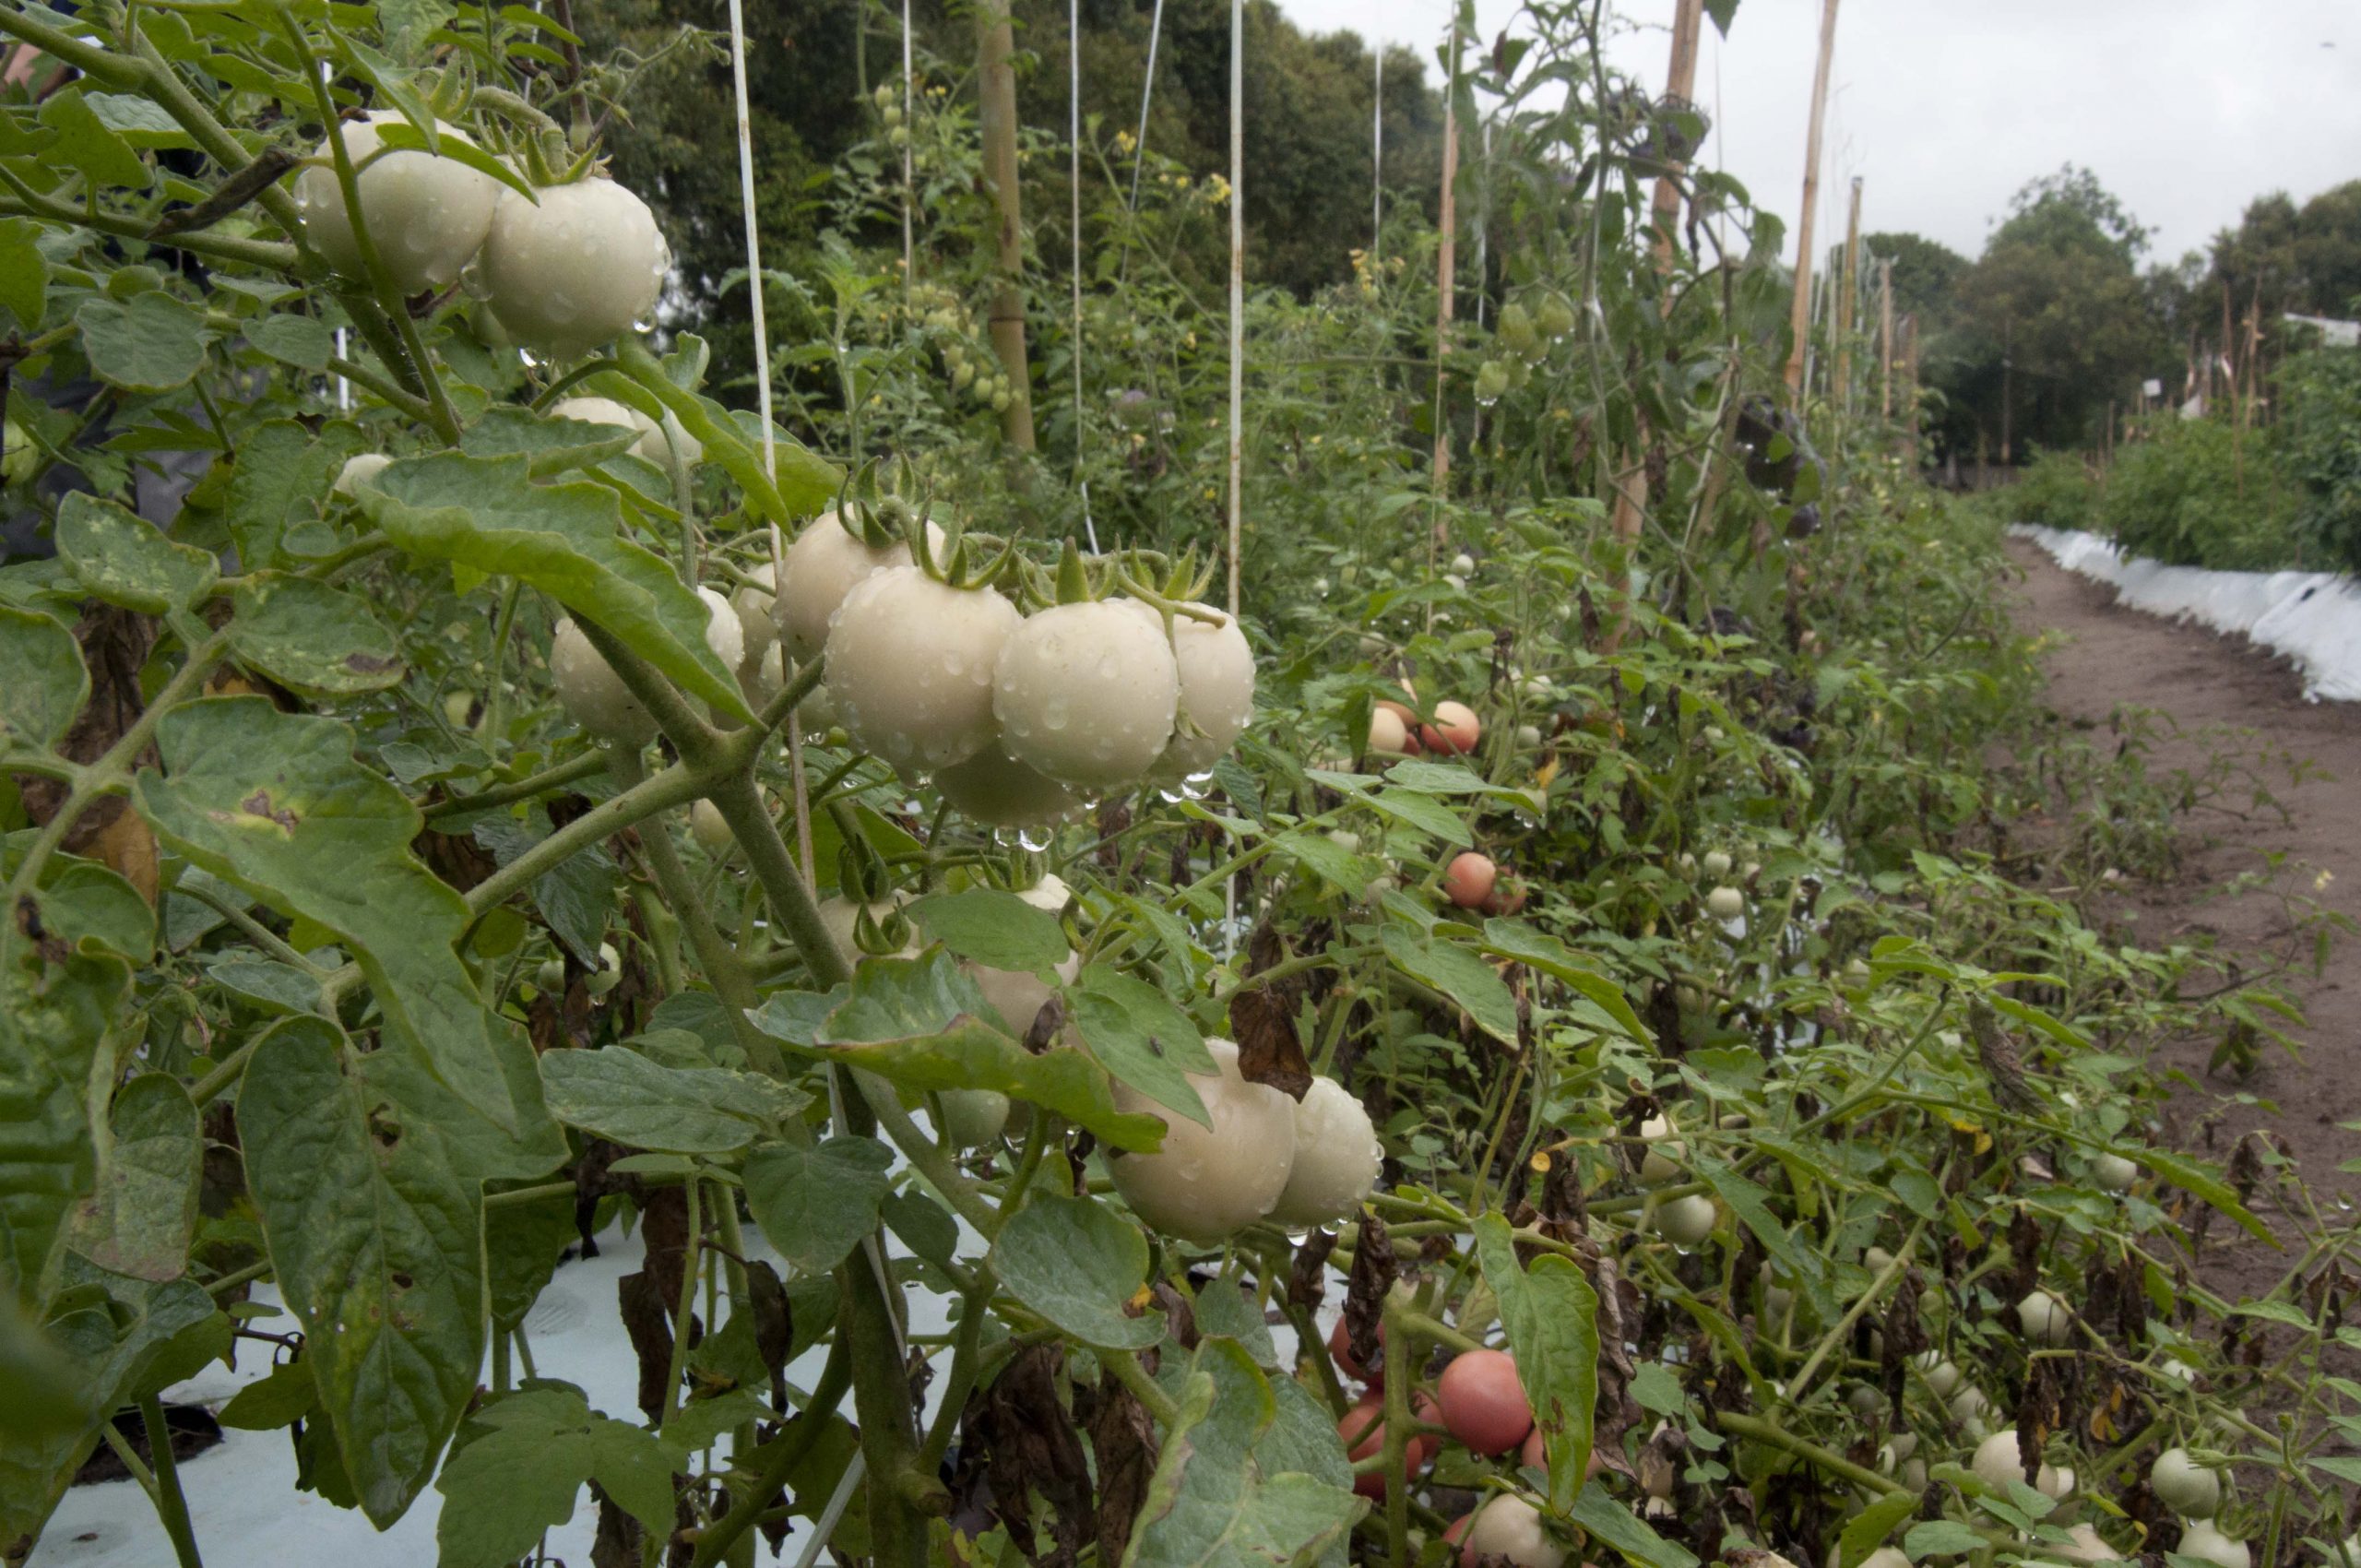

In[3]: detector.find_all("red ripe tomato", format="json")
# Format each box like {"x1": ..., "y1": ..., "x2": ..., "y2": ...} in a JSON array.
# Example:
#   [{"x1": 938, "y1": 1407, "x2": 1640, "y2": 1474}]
[
  {"x1": 1438, "y1": 1348, "x2": 1534, "y2": 1455},
  {"x1": 1444, "y1": 1515, "x2": 1471, "y2": 1548},
  {"x1": 1419, "y1": 700, "x2": 1482, "y2": 755},
  {"x1": 1519, "y1": 1425, "x2": 1610, "y2": 1478},
  {"x1": 1444, "y1": 852, "x2": 1498, "y2": 910},
  {"x1": 1328, "y1": 1316, "x2": 1386, "y2": 1384},
  {"x1": 1485, "y1": 873, "x2": 1527, "y2": 917},
  {"x1": 1338, "y1": 1392, "x2": 1440, "y2": 1499}
]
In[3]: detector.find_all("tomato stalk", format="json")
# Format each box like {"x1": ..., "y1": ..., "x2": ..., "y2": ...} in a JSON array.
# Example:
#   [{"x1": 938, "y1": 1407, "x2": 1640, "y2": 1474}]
[
  {"x1": 138, "y1": 1393, "x2": 206, "y2": 1568},
  {"x1": 1380, "y1": 1288, "x2": 1414, "y2": 1564}
]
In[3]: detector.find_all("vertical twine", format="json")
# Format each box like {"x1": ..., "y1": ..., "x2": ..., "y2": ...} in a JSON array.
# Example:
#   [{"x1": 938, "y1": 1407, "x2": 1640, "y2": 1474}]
[
  {"x1": 724, "y1": 0, "x2": 813, "y2": 884},
  {"x1": 1371, "y1": 46, "x2": 1383, "y2": 256},
  {"x1": 1224, "y1": 0, "x2": 1244, "y2": 952},
  {"x1": 901, "y1": 0, "x2": 914, "y2": 289},
  {"x1": 1072, "y1": 0, "x2": 1096, "y2": 552}
]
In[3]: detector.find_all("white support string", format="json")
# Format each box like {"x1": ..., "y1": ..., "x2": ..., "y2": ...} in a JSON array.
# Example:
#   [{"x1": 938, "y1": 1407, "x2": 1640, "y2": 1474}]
[
  {"x1": 1127, "y1": 0, "x2": 1167, "y2": 217},
  {"x1": 724, "y1": 0, "x2": 814, "y2": 885},
  {"x1": 1371, "y1": 45, "x2": 1383, "y2": 256},
  {"x1": 1223, "y1": 0, "x2": 1244, "y2": 954},
  {"x1": 1071, "y1": 0, "x2": 1097, "y2": 553},
  {"x1": 901, "y1": 0, "x2": 914, "y2": 288}
]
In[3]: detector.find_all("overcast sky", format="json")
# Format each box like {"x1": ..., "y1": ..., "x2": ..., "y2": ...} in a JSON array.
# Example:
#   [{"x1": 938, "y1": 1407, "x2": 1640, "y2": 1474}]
[{"x1": 1270, "y1": 0, "x2": 2361, "y2": 269}]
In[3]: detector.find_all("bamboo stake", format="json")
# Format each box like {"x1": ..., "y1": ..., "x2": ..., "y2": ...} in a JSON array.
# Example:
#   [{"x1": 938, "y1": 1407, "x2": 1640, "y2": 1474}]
[
  {"x1": 1647, "y1": 0, "x2": 1704, "y2": 273},
  {"x1": 900, "y1": 0, "x2": 913, "y2": 288},
  {"x1": 1877, "y1": 255, "x2": 1893, "y2": 420},
  {"x1": 1781, "y1": 0, "x2": 1842, "y2": 405},
  {"x1": 1608, "y1": 0, "x2": 1705, "y2": 650},
  {"x1": 1428, "y1": 16, "x2": 1461, "y2": 568},
  {"x1": 976, "y1": 1, "x2": 1036, "y2": 449},
  {"x1": 1833, "y1": 175, "x2": 1860, "y2": 409},
  {"x1": 1900, "y1": 314, "x2": 1919, "y2": 465}
]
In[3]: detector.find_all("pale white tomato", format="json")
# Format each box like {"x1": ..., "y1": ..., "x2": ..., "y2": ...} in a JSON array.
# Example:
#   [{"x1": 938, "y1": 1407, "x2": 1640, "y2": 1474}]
[
  {"x1": 333, "y1": 452, "x2": 391, "y2": 497},
  {"x1": 993, "y1": 600, "x2": 1180, "y2": 788},
  {"x1": 695, "y1": 587, "x2": 744, "y2": 671},
  {"x1": 730, "y1": 564, "x2": 778, "y2": 663},
  {"x1": 931, "y1": 745, "x2": 1082, "y2": 829},
  {"x1": 2177, "y1": 1522, "x2": 2248, "y2": 1568},
  {"x1": 825, "y1": 566, "x2": 1021, "y2": 770},
  {"x1": 1139, "y1": 602, "x2": 1255, "y2": 778},
  {"x1": 816, "y1": 895, "x2": 912, "y2": 959},
  {"x1": 2150, "y1": 1447, "x2": 2219, "y2": 1518},
  {"x1": 967, "y1": 877, "x2": 1078, "y2": 1036},
  {"x1": 2090, "y1": 1152, "x2": 2139, "y2": 1191},
  {"x1": 1108, "y1": 1038, "x2": 1298, "y2": 1244},
  {"x1": 1971, "y1": 1430, "x2": 2070, "y2": 1498},
  {"x1": 1369, "y1": 707, "x2": 1413, "y2": 755},
  {"x1": 1705, "y1": 885, "x2": 1745, "y2": 921},
  {"x1": 1266, "y1": 1076, "x2": 1381, "y2": 1227},
  {"x1": 773, "y1": 512, "x2": 945, "y2": 660},
  {"x1": 548, "y1": 395, "x2": 702, "y2": 469},
  {"x1": 550, "y1": 617, "x2": 654, "y2": 743},
  {"x1": 479, "y1": 177, "x2": 669, "y2": 359},
  {"x1": 296, "y1": 112, "x2": 496, "y2": 295},
  {"x1": 1702, "y1": 849, "x2": 1734, "y2": 880},
  {"x1": 1637, "y1": 1113, "x2": 1685, "y2": 1185},
  {"x1": 2017, "y1": 1289, "x2": 2071, "y2": 1346},
  {"x1": 1460, "y1": 1494, "x2": 1565, "y2": 1568}
]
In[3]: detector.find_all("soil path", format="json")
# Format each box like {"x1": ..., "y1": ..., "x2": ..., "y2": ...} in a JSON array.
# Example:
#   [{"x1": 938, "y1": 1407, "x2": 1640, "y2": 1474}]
[{"x1": 2003, "y1": 539, "x2": 2361, "y2": 1295}]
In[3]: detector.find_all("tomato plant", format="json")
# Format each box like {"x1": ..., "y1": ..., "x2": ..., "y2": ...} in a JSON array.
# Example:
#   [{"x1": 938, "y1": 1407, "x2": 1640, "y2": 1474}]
[{"x1": 0, "y1": 3, "x2": 2352, "y2": 1568}]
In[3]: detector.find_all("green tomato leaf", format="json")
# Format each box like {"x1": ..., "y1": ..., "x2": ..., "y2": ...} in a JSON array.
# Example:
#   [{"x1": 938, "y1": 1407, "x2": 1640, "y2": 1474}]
[
  {"x1": 1065, "y1": 965, "x2": 1216, "y2": 1130},
  {"x1": 434, "y1": 1387, "x2": 677, "y2": 1568},
  {"x1": 1378, "y1": 924, "x2": 1519, "y2": 1045},
  {"x1": 55, "y1": 492, "x2": 217, "y2": 614},
  {"x1": 1691, "y1": 1154, "x2": 1835, "y2": 1320},
  {"x1": 485, "y1": 1185, "x2": 575, "y2": 1336},
  {"x1": 65, "y1": 1074, "x2": 198, "y2": 1284},
  {"x1": 38, "y1": 89, "x2": 148, "y2": 188},
  {"x1": 1361, "y1": 786, "x2": 1471, "y2": 848},
  {"x1": 1840, "y1": 1492, "x2": 1922, "y2": 1568},
  {"x1": 0, "y1": 942, "x2": 130, "y2": 1304},
  {"x1": 1904, "y1": 1522, "x2": 1987, "y2": 1559},
  {"x1": 76, "y1": 292, "x2": 208, "y2": 392},
  {"x1": 742, "y1": 1136, "x2": 896, "y2": 1276},
  {"x1": 355, "y1": 451, "x2": 752, "y2": 722},
  {"x1": 203, "y1": 956, "x2": 326, "y2": 1017},
  {"x1": 245, "y1": 313, "x2": 336, "y2": 372},
  {"x1": 907, "y1": 887, "x2": 1068, "y2": 974},
  {"x1": 135, "y1": 697, "x2": 547, "y2": 1138},
  {"x1": 0, "y1": 217, "x2": 47, "y2": 330},
  {"x1": 0, "y1": 605, "x2": 84, "y2": 754},
  {"x1": 1570, "y1": 1479, "x2": 1701, "y2": 1568},
  {"x1": 1474, "y1": 1211, "x2": 1598, "y2": 1514},
  {"x1": 2138, "y1": 1145, "x2": 2277, "y2": 1248},
  {"x1": 216, "y1": 1355, "x2": 320, "y2": 1431},
  {"x1": 1478, "y1": 920, "x2": 1650, "y2": 1043},
  {"x1": 749, "y1": 951, "x2": 1169, "y2": 1150},
  {"x1": 224, "y1": 419, "x2": 365, "y2": 572},
  {"x1": 539, "y1": 1045, "x2": 806, "y2": 1155},
  {"x1": 1121, "y1": 1336, "x2": 1365, "y2": 1566},
  {"x1": 228, "y1": 574, "x2": 404, "y2": 695},
  {"x1": 238, "y1": 1016, "x2": 487, "y2": 1527},
  {"x1": 991, "y1": 1194, "x2": 1162, "y2": 1351}
]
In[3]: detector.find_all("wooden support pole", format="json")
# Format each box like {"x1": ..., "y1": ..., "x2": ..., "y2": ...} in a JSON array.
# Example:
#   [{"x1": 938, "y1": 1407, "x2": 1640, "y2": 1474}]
[
  {"x1": 1833, "y1": 175, "x2": 1861, "y2": 408},
  {"x1": 1647, "y1": 0, "x2": 1705, "y2": 272},
  {"x1": 1782, "y1": 0, "x2": 1842, "y2": 404},
  {"x1": 1877, "y1": 255, "x2": 1893, "y2": 421},
  {"x1": 976, "y1": 0, "x2": 1036, "y2": 449},
  {"x1": 1900, "y1": 314, "x2": 1919, "y2": 466}
]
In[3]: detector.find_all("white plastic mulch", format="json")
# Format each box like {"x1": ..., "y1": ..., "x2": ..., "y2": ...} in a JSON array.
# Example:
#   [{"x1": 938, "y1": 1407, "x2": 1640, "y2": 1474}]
[{"x1": 2011, "y1": 525, "x2": 2361, "y2": 703}]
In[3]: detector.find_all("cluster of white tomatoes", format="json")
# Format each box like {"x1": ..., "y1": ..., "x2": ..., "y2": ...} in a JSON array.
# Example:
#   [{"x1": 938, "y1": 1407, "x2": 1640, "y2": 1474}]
[{"x1": 293, "y1": 113, "x2": 668, "y2": 361}]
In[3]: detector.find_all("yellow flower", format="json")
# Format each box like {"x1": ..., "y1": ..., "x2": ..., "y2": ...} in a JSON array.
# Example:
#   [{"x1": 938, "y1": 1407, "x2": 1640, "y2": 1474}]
[
  {"x1": 1115, "y1": 129, "x2": 1137, "y2": 154},
  {"x1": 1204, "y1": 174, "x2": 1231, "y2": 205}
]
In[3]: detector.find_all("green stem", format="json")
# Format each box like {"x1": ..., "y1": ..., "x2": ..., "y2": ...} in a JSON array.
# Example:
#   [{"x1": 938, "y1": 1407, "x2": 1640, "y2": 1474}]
[
  {"x1": 1782, "y1": 1212, "x2": 1932, "y2": 1406},
  {"x1": 139, "y1": 1394, "x2": 206, "y2": 1568},
  {"x1": 324, "y1": 354, "x2": 432, "y2": 419},
  {"x1": 1380, "y1": 1291, "x2": 1412, "y2": 1566},
  {"x1": 657, "y1": 1178, "x2": 703, "y2": 1430},
  {"x1": 1713, "y1": 1410, "x2": 1904, "y2": 1495},
  {"x1": 836, "y1": 1252, "x2": 937, "y2": 1568},
  {"x1": 0, "y1": 631, "x2": 231, "y2": 967},
  {"x1": 461, "y1": 758, "x2": 705, "y2": 918},
  {"x1": 1099, "y1": 1344, "x2": 1181, "y2": 1426},
  {"x1": 424, "y1": 752, "x2": 608, "y2": 821},
  {"x1": 686, "y1": 1340, "x2": 853, "y2": 1568}
]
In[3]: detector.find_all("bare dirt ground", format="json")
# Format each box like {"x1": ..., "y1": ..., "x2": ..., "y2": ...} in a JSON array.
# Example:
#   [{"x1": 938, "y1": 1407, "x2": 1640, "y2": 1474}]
[{"x1": 2004, "y1": 538, "x2": 2361, "y2": 1301}]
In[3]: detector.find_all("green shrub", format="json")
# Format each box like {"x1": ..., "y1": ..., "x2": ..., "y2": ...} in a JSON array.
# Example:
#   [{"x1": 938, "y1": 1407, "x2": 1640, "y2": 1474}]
[
  {"x1": 2280, "y1": 346, "x2": 2361, "y2": 572},
  {"x1": 2097, "y1": 415, "x2": 2304, "y2": 570},
  {"x1": 2009, "y1": 446, "x2": 2099, "y2": 530}
]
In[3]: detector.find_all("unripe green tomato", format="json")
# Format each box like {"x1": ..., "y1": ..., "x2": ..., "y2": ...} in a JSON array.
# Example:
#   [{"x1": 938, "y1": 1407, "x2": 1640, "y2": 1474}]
[
  {"x1": 991, "y1": 390, "x2": 1012, "y2": 412},
  {"x1": 443, "y1": 690, "x2": 476, "y2": 729},
  {"x1": 690, "y1": 799, "x2": 733, "y2": 857},
  {"x1": 1653, "y1": 1192, "x2": 1715, "y2": 1245},
  {"x1": 2150, "y1": 1446, "x2": 2219, "y2": 1517},
  {"x1": 937, "y1": 1088, "x2": 1010, "y2": 1148},
  {"x1": 888, "y1": 125, "x2": 909, "y2": 147},
  {"x1": 534, "y1": 957, "x2": 565, "y2": 993},
  {"x1": 2091, "y1": 1151, "x2": 2139, "y2": 1191},
  {"x1": 1705, "y1": 885, "x2": 1745, "y2": 921},
  {"x1": 931, "y1": 746, "x2": 1081, "y2": 830},
  {"x1": 583, "y1": 941, "x2": 622, "y2": 995}
]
